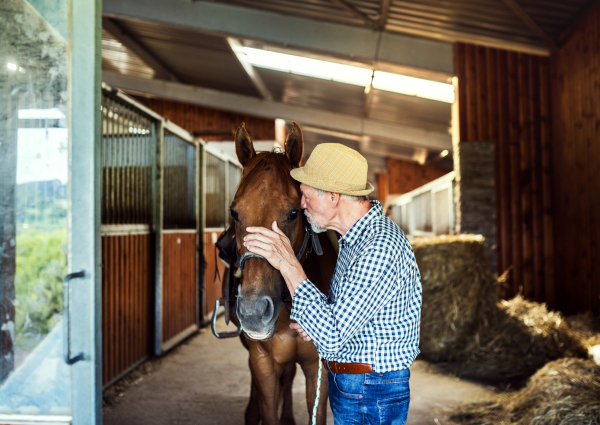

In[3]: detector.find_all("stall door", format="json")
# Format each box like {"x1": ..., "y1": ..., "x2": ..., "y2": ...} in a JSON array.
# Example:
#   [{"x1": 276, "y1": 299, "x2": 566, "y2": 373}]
[{"x1": 0, "y1": 0, "x2": 100, "y2": 423}]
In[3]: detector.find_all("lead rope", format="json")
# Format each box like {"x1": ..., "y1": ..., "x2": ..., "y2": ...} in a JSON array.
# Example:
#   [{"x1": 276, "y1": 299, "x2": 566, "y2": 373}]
[{"x1": 311, "y1": 354, "x2": 323, "y2": 425}]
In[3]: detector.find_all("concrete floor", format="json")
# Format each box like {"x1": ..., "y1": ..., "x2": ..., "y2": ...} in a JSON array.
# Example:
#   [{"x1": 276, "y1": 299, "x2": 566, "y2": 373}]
[{"x1": 103, "y1": 318, "x2": 492, "y2": 425}]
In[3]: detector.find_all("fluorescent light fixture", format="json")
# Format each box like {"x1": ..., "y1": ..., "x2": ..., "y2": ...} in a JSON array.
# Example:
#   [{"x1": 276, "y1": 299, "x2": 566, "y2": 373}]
[
  {"x1": 242, "y1": 47, "x2": 373, "y2": 86},
  {"x1": 372, "y1": 72, "x2": 455, "y2": 103},
  {"x1": 241, "y1": 48, "x2": 454, "y2": 103},
  {"x1": 7, "y1": 63, "x2": 17, "y2": 71},
  {"x1": 18, "y1": 108, "x2": 66, "y2": 119}
]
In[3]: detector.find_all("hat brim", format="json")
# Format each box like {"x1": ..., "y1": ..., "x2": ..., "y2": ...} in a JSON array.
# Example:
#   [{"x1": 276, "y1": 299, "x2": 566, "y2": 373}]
[{"x1": 290, "y1": 167, "x2": 375, "y2": 196}]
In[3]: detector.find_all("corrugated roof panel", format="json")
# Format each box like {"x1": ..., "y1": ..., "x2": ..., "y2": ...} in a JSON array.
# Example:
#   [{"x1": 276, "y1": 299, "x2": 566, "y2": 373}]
[
  {"x1": 117, "y1": 19, "x2": 260, "y2": 97},
  {"x1": 257, "y1": 68, "x2": 367, "y2": 118},
  {"x1": 519, "y1": 0, "x2": 590, "y2": 39},
  {"x1": 102, "y1": 29, "x2": 156, "y2": 79},
  {"x1": 215, "y1": 0, "x2": 365, "y2": 26},
  {"x1": 368, "y1": 89, "x2": 451, "y2": 133},
  {"x1": 386, "y1": 0, "x2": 543, "y2": 49}
]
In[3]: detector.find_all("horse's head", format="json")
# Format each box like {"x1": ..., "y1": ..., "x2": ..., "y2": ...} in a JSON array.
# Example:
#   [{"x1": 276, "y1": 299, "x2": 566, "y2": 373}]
[{"x1": 231, "y1": 122, "x2": 305, "y2": 341}]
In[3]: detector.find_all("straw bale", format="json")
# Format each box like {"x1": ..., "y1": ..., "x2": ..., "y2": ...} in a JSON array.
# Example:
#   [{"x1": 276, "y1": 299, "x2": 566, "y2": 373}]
[
  {"x1": 454, "y1": 297, "x2": 589, "y2": 380},
  {"x1": 447, "y1": 358, "x2": 600, "y2": 425},
  {"x1": 413, "y1": 235, "x2": 593, "y2": 381},
  {"x1": 412, "y1": 235, "x2": 499, "y2": 362}
]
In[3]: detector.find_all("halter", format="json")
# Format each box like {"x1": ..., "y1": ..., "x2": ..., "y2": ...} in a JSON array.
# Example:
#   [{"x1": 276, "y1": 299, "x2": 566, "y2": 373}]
[{"x1": 235, "y1": 223, "x2": 323, "y2": 278}]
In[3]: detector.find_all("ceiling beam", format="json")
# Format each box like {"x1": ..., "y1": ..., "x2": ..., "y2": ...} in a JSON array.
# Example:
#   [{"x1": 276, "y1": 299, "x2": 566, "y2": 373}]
[
  {"x1": 378, "y1": 0, "x2": 392, "y2": 29},
  {"x1": 329, "y1": 0, "x2": 380, "y2": 29},
  {"x1": 102, "y1": 0, "x2": 454, "y2": 75},
  {"x1": 102, "y1": 71, "x2": 452, "y2": 151},
  {"x1": 102, "y1": 17, "x2": 182, "y2": 82},
  {"x1": 501, "y1": 0, "x2": 559, "y2": 53},
  {"x1": 226, "y1": 37, "x2": 273, "y2": 101}
]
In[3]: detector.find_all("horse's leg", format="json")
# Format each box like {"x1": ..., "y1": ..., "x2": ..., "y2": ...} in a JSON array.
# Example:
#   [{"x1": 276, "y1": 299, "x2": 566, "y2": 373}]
[
  {"x1": 245, "y1": 375, "x2": 261, "y2": 425},
  {"x1": 279, "y1": 361, "x2": 297, "y2": 425},
  {"x1": 300, "y1": 358, "x2": 329, "y2": 425},
  {"x1": 249, "y1": 351, "x2": 283, "y2": 425}
]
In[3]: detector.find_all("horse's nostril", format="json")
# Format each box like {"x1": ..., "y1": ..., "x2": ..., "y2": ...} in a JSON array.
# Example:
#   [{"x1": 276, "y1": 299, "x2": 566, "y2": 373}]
[{"x1": 261, "y1": 296, "x2": 274, "y2": 325}]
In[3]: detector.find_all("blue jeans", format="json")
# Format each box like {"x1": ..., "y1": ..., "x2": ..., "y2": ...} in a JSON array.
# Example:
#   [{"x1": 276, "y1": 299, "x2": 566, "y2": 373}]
[{"x1": 327, "y1": 368, "x2": 410, "y2": 425}]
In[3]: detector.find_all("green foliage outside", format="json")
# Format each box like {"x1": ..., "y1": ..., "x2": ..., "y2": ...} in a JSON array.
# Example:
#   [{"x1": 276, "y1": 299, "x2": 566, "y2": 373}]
[{"x1": 15, "y1": 229, "x2": 67, "y2": 351}]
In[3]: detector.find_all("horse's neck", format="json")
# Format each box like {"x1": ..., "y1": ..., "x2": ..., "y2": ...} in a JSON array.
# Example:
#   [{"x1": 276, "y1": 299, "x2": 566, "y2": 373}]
[{"x1": 302, "y1": 231, "x2": 338, "y2": 297}]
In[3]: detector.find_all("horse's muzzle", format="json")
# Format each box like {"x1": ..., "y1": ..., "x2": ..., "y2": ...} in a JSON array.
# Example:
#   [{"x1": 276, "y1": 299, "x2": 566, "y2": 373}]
[{"x1": 237, "y1": 293, "x2": 278, "y2": 339}]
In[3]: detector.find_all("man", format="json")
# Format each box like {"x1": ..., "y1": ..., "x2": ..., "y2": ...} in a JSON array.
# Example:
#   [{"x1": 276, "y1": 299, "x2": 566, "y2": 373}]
[{"x1": 243, "y1": 143, "x2": 422, "y2": 425}]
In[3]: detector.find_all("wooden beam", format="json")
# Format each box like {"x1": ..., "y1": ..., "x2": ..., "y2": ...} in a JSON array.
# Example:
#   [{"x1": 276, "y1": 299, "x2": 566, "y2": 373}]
[
  {"x1": 226, "y1": 38, "x2": 273, "y2": 101},
  {"x1": 102, "y1": 17, "x2": 182, "y2": 82},
  {"x1": 102, "y1": 71, "x2": 452, "y2": 151},
  {"x1": 501, "y1": 0, "x2": 558, "y2": 53},
  {"x1": 330, "y1": 0, "x2": 380, "y2": 29},
  {"x1": 378, "y1": 0, "x2": 392, "y2": 29}
]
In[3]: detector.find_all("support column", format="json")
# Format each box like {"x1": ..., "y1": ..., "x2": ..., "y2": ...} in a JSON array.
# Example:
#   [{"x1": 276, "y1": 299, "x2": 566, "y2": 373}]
[{"x1": 454, "y1": 141, "x2": 497, "y2": 272}]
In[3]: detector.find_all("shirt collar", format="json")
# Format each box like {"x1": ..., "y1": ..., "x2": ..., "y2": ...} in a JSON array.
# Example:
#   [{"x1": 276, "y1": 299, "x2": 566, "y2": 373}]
[{"x1": 340, "y1": 200, "x2": 382, "y2": 246}]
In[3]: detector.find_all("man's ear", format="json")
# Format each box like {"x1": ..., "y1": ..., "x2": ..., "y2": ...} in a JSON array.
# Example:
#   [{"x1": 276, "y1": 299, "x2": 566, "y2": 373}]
[
  {"x1": 285, "y1": 121, "x2": 304, "y2": 168},
  {"x1": 235, "y1": 123, "x2": 256, "y2": 167},
  {"x1": 330, "y1": 192, "x2": 341, "y2": 207}
]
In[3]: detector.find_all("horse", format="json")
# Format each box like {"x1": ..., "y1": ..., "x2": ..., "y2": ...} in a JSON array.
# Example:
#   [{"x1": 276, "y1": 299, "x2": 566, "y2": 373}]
[{"x1": 226, "y1": 122, "x2": 338, "y2": 425}]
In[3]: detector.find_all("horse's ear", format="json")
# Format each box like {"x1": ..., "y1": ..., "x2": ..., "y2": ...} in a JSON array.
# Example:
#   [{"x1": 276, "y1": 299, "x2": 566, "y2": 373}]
[
  {"x1": 285, "y1": 122, "x2": 304, "y2": 168},
  {"x1": 235, "y1": 123, "x2": 256, "y2": 167}
]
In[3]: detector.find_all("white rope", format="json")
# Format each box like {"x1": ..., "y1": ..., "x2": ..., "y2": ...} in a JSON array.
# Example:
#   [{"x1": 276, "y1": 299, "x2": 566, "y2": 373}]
[{"x1": 311, "y1": 354, "x2": 323, "y2": 425}]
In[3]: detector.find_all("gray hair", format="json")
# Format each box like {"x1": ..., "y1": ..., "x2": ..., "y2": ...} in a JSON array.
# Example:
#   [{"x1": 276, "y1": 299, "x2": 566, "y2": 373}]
[{"x1": 315, "y1": 188, "x2": 369, "y2": 203}]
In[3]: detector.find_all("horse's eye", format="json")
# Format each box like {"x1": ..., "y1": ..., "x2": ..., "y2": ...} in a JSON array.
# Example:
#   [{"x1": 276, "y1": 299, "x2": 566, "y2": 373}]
[
  {"x1": 230, "y1": 209, "x2": 240, "y2": 222},
  {"x1": 287, "y1": 209, "x2": 299, "y2": 221}
]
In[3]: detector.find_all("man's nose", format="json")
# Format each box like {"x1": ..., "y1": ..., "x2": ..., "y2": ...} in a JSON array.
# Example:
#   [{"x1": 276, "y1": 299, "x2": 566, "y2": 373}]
[{"x1": 301, "y1": 195, "x2": 307, "y2": 209}]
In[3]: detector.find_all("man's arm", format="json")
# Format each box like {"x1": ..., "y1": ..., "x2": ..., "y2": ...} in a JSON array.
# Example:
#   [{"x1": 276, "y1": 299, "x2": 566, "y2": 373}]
[{"x1": 291, "y1": 247, "x2": 414, "y2": 354}]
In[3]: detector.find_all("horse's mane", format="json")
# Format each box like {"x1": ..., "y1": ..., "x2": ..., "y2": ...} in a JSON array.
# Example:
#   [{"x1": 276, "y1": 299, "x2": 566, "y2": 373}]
[{"x1": 236, "y1": 150, "x2": 300, "y2": 199}]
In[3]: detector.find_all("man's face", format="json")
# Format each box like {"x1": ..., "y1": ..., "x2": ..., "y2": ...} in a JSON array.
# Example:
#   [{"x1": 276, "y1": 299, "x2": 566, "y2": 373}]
[{"x1": 300, "y1": 183, "x2": 330, "y2": 233}]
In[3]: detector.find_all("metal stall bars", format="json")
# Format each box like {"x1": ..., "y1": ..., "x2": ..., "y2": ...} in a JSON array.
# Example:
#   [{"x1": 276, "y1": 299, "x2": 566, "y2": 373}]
[
  {"x1": 100, "y1": 86, "x2": 161, "y2": 387},
  {"x1": 390, "y1": 171, "x2": 456, "y2": 239},
  {"x1": 159, "y1": 124, "x2": 201, "y2": 352},
  {"x1": 201, "y1": 146, "x2": 243, "y2": 324}
]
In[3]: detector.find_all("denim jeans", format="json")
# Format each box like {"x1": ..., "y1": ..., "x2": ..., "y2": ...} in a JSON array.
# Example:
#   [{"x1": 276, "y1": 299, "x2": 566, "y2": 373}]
[{"x1": 327, "y1": 368, "x2": 410, "y2": 425}]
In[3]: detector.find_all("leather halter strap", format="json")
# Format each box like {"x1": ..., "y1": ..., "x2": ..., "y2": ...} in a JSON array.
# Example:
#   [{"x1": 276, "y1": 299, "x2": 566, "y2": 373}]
[{"x1": 237, "y1": 224, "x2": 322, "y2": 273}]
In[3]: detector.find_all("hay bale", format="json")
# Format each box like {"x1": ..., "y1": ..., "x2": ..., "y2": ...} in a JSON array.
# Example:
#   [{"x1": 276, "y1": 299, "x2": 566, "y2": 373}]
[
  {"x1": 413, "y1": 234, "x2": 591, "y2": 381},
  {"x1": 455, "y1": 296, "x2": 589, "y2": 380},
  {"x1": 448, "y1": 358, "x2": 600, "y2": 425},
  {"x1": 412, "y1": 235, "x2": 499, "y2": 362}
]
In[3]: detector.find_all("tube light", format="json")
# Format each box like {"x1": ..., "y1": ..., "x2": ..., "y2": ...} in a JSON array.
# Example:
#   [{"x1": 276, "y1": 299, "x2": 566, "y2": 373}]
[
  {"x1": 372, "y1": 72, "x2": 455, "y2": 103},
  {"x1": 7, "y1": 63, "x2": 17, "y2": 71},
  {"x1": 241, "y1": 48, "x2": 454, "y2": 103},
  {"x1": 242, "y1": 47, "x2": 372, "y2": 86}
]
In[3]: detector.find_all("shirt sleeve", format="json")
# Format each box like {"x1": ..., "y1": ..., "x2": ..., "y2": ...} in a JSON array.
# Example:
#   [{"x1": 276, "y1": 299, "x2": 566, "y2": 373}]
[{"x1": 290, "y1": 247, "x2": 404, "y2": 354}]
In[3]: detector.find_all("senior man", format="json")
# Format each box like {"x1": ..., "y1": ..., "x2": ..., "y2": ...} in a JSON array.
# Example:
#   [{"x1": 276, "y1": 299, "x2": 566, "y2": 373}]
[{"x1": 243, "y1": 143, "x2": 422, "y2": 425}]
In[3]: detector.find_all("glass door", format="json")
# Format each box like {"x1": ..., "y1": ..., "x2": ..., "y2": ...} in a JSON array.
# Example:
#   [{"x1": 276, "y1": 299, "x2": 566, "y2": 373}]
[{"x1": 0, "y1": 0, "x2": 100, "y2": 423}]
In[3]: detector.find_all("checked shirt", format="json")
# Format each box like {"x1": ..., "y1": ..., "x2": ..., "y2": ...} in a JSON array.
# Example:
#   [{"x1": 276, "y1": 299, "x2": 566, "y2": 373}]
[{"x1": 290, "y1": 201, "x2": 422, "y2": 373}]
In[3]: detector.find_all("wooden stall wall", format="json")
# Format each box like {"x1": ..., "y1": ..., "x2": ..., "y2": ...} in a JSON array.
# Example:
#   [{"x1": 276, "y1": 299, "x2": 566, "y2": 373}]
[
  {"x1": 387, "y1": 158, "x2": 448, "y2": 195},
  {"x1": 102, "y1": 234, "x2": 153, "y2": 386},
  {"x1": 147, "y1": 98, "x2": 275, "y2": 141},
  {"x1": 454, "y1": 43, "x2": 555, "y2": 306},
  {"x1": 551, "y1": 6, "x2": 600, "y2": 316},
  {"x1": 162, "y1": 233, "x2": 197, "y2": 343},
  {"x1": 203, "y1": 231, "x2": 226, "y2": 321}
]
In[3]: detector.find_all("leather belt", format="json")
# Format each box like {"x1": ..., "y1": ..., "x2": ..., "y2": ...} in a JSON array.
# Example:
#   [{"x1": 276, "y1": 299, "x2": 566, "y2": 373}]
[{"x1": 323, "y1": 359, "x2": 373, "y2": 374}]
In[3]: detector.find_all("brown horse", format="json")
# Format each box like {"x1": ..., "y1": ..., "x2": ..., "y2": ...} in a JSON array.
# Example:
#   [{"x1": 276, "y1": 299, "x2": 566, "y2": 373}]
[{"x1": 228, "y1": 122, "x2": 337, "y2": 425}]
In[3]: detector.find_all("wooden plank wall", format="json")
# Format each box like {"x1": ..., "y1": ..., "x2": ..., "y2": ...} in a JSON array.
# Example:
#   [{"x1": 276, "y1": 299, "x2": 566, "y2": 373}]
[
  {"x1": 203, "y1": 231, "x2": 226, "y2": 319},
  {"x1": 454, "y1": 43, "x2": 555, "y2": 306},
  {"x1": 101, "y1": 234, "x2": 153, "y2": 386},
  {"x1": 147, "y1": 98, "x2": 275, "y2": 141},
  {"x1": 162, "y1": 233, "x2": 197, "y2": 343},
  {"x1": 551, "y1": 6, "x2": 600, "y2": 315},
  {"x1": 387, "y1": 158, "x2": 448, "y2": 195}
]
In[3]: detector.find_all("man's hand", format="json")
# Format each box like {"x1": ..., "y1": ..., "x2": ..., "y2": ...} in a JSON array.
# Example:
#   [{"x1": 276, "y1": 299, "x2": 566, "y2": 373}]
[
  {"x1": 243, "y1": 221, "x2": 307, "y2": 297},
  {"x1": 290, "y1": 321, "x2": 313, "y2": 342}
]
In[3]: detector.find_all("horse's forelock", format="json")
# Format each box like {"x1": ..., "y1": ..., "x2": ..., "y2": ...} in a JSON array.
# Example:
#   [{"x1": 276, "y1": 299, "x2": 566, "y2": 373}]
[{"x1": 237, "y1": 151, "x2": 300, "y2": 199}]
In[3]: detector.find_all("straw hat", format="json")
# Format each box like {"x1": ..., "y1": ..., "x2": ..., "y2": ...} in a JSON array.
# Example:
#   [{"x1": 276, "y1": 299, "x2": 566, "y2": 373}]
[{"x1": 290, "y1": 143, "x2": 374, "y2": 196}]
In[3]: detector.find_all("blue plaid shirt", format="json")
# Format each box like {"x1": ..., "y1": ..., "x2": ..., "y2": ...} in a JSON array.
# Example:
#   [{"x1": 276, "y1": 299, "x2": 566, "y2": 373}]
[{"x1": 291, "y1": 201, "x2": 422, "y2": 372}]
